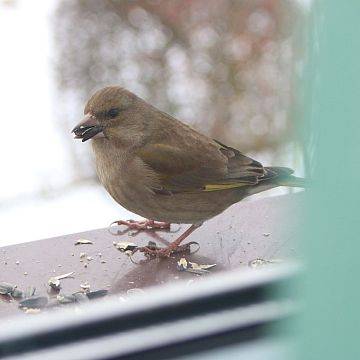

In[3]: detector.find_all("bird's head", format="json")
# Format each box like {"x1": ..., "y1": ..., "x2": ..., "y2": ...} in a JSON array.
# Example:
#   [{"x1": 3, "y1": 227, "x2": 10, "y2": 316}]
[{"x1": 72, "y1": 86, "x2": 145, "y2": 145}]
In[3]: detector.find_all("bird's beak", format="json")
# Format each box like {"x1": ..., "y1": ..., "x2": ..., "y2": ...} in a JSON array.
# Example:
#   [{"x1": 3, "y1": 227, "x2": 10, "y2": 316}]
[{"x1": 71, "y1": 113, "x2": 105, "y2": 142}]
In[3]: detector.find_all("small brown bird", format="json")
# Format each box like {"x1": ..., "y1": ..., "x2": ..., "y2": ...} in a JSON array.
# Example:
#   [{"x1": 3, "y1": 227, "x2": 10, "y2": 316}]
[{"x1": 72, "y1": 86, "x2": 304, "y2": 257}]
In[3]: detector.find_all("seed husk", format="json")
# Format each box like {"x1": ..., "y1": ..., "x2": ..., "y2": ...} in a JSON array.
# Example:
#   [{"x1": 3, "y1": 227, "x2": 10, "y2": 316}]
[
  {"x1": 25, "y1": 308, "x2": 41, "y2": 315},
  {"x1": 48, "y1": 277, "x2": 61, "y2": 291},
  {"x1": 75, "y1": 239, "x2": 93, "y2": 245},
  {"x1": 177, "y1": 258, "x2": 216, "y2": 275},
  {"x1": 113, "y1": 241, "x2": 138, "y2": 253},
  {"x1": 177, "y1": 258, "x2": 188, "y2": 271},
  {"x1": 56, "y1": 272, "x2": 75, "y2": 280},
  {"x1": 80, "y1": 282, "x2": 90, "y2": 292},
  {"x1": 48, "y1": 272, "x2": 75, "y2": 290},
  {"x1": 248, "y1": 258, "x2": 282, "y2": 268}
]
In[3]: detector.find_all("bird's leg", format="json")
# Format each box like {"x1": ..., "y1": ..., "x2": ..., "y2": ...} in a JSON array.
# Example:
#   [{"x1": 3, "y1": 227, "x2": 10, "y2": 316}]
[
  {"x1": 138, "y1": 223, "x2": 202, "y2": 258},
  {"x1": 111, "y1": 219, "x2": 171, "y2": 231}
]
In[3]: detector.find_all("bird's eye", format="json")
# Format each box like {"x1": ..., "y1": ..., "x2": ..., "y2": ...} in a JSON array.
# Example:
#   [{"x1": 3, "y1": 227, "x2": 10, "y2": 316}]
[{"x1": 107, "y1": 108, "x2": 120, "y2": 118}]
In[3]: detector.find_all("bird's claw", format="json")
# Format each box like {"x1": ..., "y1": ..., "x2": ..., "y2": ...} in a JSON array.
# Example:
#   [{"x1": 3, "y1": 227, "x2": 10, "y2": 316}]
[
  {"x1": 110, "y1": 219, "x2": 171, "y2": 231},
  {"x1": 135, "y1": 241, "x2": 199, "y2": 259}
]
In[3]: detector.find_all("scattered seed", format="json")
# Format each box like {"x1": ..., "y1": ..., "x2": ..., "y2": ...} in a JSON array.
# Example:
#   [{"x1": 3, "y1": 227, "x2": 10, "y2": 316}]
[
  {"x1": 80, "y1": 282, "x2": 90, "y2": 292},
  {"x1": 56, "y1": 289, "x2": 105, "y2": 305},
  {"x1": 0, "y1": 282, "x2": 24, "y2": 298},
  {"x1": 87, "y1": 289, "x2": 108, "y2": 300},
  {"x1": 48, "y1": 272, "x2": 75, "y2": 290},
  {"x1": 177, "y1": 258, "x2": 216, "y2": 275},
  {"x1": 12, "y1": 288, "x2": 24, "y2": 299},
  {"x1": 57, "y1": 294, "x2": 77, "y2": 305},
  {"x1": 177, "y1": 258, "x2": 188, "y2": 271},
  {"x1": 0, "y1": 282, "x2": 16, "y2": 295},
  {"x1": 25, "y1": 308, "x2": 41, "y2": 314},
  {"x1": 263, "y1": 233, "x2": 270, "y2": 237},
  {"x1": 15, "y1": 261, "x2": 20, "y2": 265},
  {"x1": 56, "y1": 272, "x2": 75, "y2": 280},
  {"x1": 48, "y1": 277, "x2": 61, "y2": 291},
  {"x1": 75, "y1": 239, "x2": 93, "y2": 245},
  {"x1": 113, "y1": 241, "x2": 138, "y2": 253},
  {"x1": 248, "y1": 258, "x2": 282, "y2": 268},
  {"x1": 19, "y1": 296, "x2": 48, "y2": 309}
]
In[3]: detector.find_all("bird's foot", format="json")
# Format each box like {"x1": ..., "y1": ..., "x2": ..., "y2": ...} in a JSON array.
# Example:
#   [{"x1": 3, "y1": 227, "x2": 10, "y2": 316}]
[
  {"x1": 134, "y1": 223, "x2": 202, "y2": 258},
  {"x1": 111, "y1": 219, "x2": 171, "y2": 231},
  {"x1": 136, "y1": 241, "x2": 197, "y2": 259}
]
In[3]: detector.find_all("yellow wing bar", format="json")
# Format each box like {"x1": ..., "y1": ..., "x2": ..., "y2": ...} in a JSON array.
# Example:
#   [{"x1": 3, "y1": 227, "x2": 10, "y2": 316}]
[{"x1": 204, "y1": 183, "x2": 246, "y2": 192}]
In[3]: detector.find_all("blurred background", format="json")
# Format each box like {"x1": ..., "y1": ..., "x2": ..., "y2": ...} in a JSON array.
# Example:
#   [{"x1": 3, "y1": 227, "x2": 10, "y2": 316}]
[{"x1": 0, "y1": 0, "x2": 308, "y2": 246}]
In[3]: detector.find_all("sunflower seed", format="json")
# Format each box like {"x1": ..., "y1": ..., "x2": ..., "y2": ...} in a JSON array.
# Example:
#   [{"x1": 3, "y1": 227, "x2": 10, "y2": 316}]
[
  {"x1": 11, "y1": 288, "x2": 24, "y2": 299},
  {"x1": 19, "y1": 296, "x2": 48, "y2": 309},
  {"x1": 86, "y1": 289, "x2": 108, "y2": 300},
  {"x1": 0, "y1": 282, "x2": 15, "y2": 295}
]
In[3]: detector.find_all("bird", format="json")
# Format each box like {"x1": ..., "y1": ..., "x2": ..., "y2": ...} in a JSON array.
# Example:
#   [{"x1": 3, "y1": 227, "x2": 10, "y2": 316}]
[{"x1": 72, "y1": 86, "x2": 305, "y2": 257}]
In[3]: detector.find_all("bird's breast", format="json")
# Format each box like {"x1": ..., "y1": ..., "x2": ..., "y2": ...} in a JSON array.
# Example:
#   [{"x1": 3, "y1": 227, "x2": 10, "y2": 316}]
[{"x1": 91, "y1": 139, "x2": 160, "y2": 216}]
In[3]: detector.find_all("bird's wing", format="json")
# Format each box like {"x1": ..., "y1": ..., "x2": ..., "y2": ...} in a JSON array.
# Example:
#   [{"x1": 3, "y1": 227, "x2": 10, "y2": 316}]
[{"x1": 136, "y1": 139, "x2": 275, "y2": 194}]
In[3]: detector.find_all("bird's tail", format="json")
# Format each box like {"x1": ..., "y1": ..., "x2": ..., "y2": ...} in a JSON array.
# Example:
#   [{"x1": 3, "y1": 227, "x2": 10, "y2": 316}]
[
  {"x1": 265, "y1": 167, "x2": 307, "y2": 188},
  {"x1": 244, "y1": 166, "x2": 306, "y2": 197}
]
